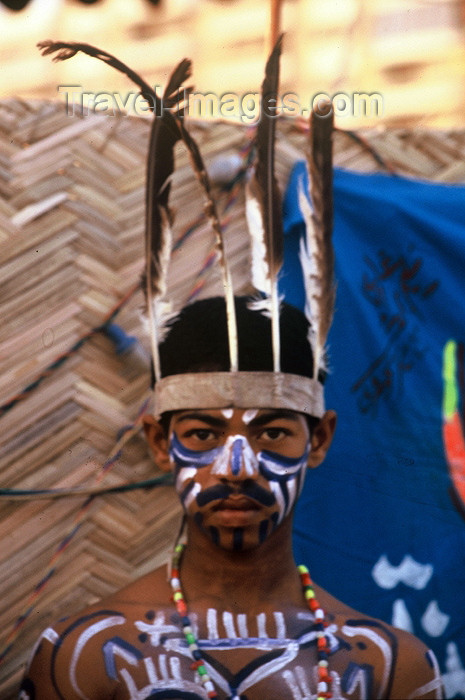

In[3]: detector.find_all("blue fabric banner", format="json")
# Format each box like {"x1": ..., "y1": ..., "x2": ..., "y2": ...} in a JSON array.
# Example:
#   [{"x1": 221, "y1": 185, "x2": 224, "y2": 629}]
[{"x1": 283, "y1": 162, "x2": 465, "y2": 699}]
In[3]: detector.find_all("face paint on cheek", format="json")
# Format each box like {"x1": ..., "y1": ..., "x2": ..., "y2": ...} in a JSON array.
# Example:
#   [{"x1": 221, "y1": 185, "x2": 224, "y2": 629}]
[
  {"x1": 169, "y1": 433, "x2": 222, "y2": 512},
  {"x1": 259, "y1": 442, "x2": 310, "y2": 525}
]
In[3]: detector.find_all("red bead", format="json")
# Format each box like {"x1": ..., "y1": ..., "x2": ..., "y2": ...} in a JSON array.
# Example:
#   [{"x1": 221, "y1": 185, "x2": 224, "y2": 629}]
[
  {"x1": 177, "y1": 601, "x2": 187, "y2": 615},
  {"x1": 317, "y1": 636, "x2": 328, "y2": 650}
]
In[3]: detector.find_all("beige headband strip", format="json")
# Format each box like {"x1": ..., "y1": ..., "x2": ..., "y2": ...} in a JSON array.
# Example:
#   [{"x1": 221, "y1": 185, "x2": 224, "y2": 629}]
[{"x1": 154, "y1": 371, "x2": 325, "y2": 418}]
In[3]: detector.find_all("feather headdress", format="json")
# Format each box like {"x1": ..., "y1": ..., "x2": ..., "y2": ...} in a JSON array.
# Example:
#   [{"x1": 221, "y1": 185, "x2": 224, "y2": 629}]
[
  {"x1": 245, "y1": 36, "x2": 283, "y2": 371},
  {"x1": 298, "y1": 104, "x2": 335, "y2": 380},
  {"x1": 39, "y1": 39, "x2": 335, "y2": 418}
]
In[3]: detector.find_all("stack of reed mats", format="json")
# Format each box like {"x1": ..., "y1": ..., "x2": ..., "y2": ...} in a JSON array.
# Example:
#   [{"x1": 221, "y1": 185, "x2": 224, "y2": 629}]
[{"x1": 1, "y1": 99, "x2": 465, "y2": 698}]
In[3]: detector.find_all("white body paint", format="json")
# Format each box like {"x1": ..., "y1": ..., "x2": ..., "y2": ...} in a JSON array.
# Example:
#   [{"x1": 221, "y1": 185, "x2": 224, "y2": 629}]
[
  {"x1": 70, "y1": 616, "x2": 125, "y2": 699},
  {"x1": 407, "y1": 648, "x2": 443, "y2": 699},
  {"x1": 341, "y1": 624, "x2": 391, "y2": 699},
  {"x1": 242, "y1": 409, "x2": 258, "y2": 424},
  {"x1": 26, "y1": 627, "x2": 59, "y2": 672}
]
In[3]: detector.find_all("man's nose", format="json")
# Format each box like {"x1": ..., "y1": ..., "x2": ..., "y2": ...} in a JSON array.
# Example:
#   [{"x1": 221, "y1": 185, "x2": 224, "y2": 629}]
[{"x1": 210, "y1": 435, "x2": 259, "y2": 479}]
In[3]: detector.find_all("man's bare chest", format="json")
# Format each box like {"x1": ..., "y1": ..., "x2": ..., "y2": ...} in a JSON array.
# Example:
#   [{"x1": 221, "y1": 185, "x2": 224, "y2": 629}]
[{"x1": 59, "y1": 604, "x2": 388, "y2": 699}]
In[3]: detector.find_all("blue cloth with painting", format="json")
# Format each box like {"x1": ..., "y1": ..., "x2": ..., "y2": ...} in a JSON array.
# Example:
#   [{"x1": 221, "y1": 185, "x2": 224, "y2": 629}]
[{"x1": 282, "y1": 161, "x2": 465, "y2": 699}]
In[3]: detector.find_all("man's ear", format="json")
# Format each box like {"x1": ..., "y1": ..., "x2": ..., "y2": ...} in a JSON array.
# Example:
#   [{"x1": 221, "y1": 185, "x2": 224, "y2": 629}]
[
  {"x1": 142, "y1": 414, "x2": 172, "y2": 472},
  {"x1": 307, "y1": 410, "x2": 337, "y2": 468}
]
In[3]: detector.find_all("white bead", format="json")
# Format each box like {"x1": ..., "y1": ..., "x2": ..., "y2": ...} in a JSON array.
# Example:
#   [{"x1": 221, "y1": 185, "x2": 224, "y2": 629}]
[
  {"x1": 171, "y1": 577, "x2": 181, "y2": 588},
  {"x1": 317, "y1": 681, "x2": 328, "y2": 693},
  {"x1": 315, "y1": 608, "x2": 325, "y2": 620}
]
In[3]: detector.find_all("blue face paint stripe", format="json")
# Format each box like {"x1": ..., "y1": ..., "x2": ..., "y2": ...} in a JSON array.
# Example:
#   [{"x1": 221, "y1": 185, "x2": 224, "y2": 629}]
[
  {"x1": 258, "y1": 444, "x2": 310, "y2": 482},
  {"x1": 260, "y1": 447, "x2": 309, "y2": 466},
  {"x1": 169, "y1": 433, "x2": 221, "y2": 468},
  {"x1": 209, "y1": 526, "x2": 219, "y2": 546},
  {"x1": 259, "y1": 519, "x2": 269, "y2": 543},
  {"x1": 233, "y1": 528, "x2": 243, "y2": 551},
  {"x1": 231, "y1": 438, "x2": 243, "y2": 476}
]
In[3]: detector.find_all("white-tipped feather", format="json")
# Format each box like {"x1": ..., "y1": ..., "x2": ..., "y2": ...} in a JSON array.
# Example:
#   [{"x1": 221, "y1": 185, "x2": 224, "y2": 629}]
[
  {"x1": 245, "y1": 187, "x2": 272, "y2": 295},
  {"x1": 297, "y1": 175, "x2": 325, "y2": 378}
]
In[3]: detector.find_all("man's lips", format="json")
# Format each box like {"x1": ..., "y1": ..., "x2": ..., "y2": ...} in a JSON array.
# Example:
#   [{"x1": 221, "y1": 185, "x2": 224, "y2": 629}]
[
  {"x1": 213, "y1": 496, "x2": 261, "y2": 511},
  {"x1": 196, "y1": 483, "x2": 276, "y2": 508}
]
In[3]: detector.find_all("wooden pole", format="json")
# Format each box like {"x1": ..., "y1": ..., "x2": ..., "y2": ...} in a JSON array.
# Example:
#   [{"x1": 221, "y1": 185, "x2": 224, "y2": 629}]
[{"x1": 269, "y1": 0, "x2": 283, "y2": 51}]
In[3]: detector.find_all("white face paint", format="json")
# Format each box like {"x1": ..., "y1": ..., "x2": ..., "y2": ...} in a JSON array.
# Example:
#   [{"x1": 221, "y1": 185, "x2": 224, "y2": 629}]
[
  {"x1": 210, "y1": 435, "x2": 259, "y2": 477},
  {"x1": 221, "y1": 408, "x2": 234, "y2": 419},
  {"x1": 242, "y1": 409, "x2": 258, "y2": 425}
]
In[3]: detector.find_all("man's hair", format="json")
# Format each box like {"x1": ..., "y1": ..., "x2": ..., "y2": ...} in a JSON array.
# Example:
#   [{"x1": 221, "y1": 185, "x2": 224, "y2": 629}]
[{"x1": 158, "y1": 296, "x2": 322, "y2": 379}]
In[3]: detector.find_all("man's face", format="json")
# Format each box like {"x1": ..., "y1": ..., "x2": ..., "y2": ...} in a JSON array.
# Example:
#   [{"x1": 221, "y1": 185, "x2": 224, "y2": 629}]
[{"x1": 167, "y1": 408, "x2": 312, "y2": 552}]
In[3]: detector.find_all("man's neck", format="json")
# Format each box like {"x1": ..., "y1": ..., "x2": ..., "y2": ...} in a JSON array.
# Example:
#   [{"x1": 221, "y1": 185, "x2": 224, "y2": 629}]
[{"x1": 178, "y1": 520, "x2": 303, "y2": 612}]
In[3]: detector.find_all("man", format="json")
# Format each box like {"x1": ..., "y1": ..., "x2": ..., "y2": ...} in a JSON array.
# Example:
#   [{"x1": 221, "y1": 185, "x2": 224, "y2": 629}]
[{"x1": 21, "y1": 297, "x2": 443, "y2": 699}]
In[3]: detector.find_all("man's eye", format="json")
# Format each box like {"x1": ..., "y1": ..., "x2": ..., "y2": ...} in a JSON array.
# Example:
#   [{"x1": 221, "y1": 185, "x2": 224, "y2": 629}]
[
  {"x1": 186, "y1": 429, "x2": 216, "y2": 441},
  {"x1": 260, "y1": 427, "x2": 288, "y2": 441}
]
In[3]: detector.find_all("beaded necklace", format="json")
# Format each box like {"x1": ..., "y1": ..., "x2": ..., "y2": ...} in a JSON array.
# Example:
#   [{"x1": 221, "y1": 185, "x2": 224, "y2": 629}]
[{"x1": 170, "y1": 543, "x2": 333, "y2": 700}]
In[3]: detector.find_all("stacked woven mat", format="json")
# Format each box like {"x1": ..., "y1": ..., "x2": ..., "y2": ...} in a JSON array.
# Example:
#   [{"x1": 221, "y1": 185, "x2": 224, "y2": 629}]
[{"x1": 1, "y1": 98, "x2": 465, "y2": 698}]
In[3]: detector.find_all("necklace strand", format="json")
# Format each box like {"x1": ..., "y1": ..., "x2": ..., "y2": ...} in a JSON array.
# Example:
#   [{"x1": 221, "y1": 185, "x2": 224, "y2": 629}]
[{"x1": 170, "y1": 544, "x2": 333, "y2": 700}]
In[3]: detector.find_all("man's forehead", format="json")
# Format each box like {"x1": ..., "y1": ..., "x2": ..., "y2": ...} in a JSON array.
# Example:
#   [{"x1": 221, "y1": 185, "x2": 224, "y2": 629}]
[{"x1": 172, "y1": 408, "x2": 303, "y2": 424}]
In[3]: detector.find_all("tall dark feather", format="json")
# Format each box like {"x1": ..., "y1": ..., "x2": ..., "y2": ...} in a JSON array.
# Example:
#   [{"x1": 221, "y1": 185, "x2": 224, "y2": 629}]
[
  {"x1": 38, "y1": 41, "x2": 193, "y2": 379},
  {"x1": 299, "y1": 103, "x2": 335, "y2": 379},
  {"x1": 144, "y1": 61, "x2": 192, "y2": 380},
  {"x1": 175, "y1": 119, "x2": 238, "y2": 371},
  {"x1": 245, "y1": 36, "x2": 284, "y2": 371},
  {"x1": 255, "y1": 35, "x2": 284, "y2": 278},
  {"x1": 38, "y1": 41, "x2": 162, "y2": 112}
]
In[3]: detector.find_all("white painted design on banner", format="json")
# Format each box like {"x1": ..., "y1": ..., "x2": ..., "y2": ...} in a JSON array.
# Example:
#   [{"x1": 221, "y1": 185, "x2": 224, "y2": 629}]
[
  {"x1": 420, "y1": 600, "x2": 450, "y2": 638},
  {"x1": 392, "y1": 598, "x2": 414, "y2": 633},
  {"x1": 442, "y1": 642, "x2": 465, "y2": 699},
  {"x1": 372, "y1": 554, "x2": 433, "y2": 590}
]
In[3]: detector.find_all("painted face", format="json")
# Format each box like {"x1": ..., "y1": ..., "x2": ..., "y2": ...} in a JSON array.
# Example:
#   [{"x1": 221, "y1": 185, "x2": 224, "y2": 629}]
[{"x1": 168, "y1": 409, "x2": 311, "y2": 551}]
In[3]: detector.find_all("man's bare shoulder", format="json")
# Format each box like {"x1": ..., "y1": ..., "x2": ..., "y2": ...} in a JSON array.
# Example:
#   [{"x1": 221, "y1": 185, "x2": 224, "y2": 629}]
[
  {"x1": 315, "y1": 582, "x2": 444, "y2": 699},
  {"x1": 21, "y1": 564, "x2": 174, "y2": 699}
]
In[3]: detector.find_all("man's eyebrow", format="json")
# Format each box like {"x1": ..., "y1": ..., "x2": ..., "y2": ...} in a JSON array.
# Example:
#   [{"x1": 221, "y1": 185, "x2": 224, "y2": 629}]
[
  {"x1": 174, "y1": 412, "x2": 227, "y2": 428},
  {"x1": 248, "y1": 410, "x2": 300, "y2": 427}
]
